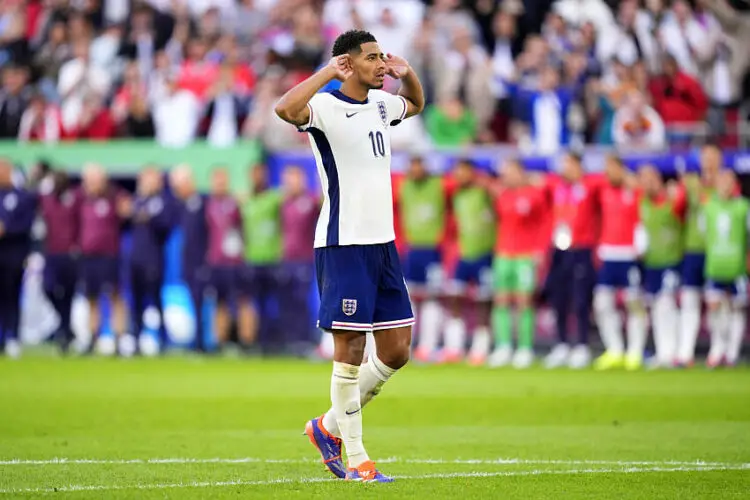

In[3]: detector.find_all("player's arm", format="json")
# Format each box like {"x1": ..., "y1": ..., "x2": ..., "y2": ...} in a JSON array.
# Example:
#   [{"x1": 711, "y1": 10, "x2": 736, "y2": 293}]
[
  {"x1": 274, "y1": 55, "x2": 352, "y2": 127},
  {"x1": 385, "y1": 54, "x2": 425, "y2": 119}
]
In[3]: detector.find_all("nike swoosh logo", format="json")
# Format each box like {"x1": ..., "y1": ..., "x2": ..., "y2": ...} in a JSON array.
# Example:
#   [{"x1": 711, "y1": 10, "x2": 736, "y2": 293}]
[
  {"x1": 345, "y1": 408, "x2": 360, "y2": 416},
  {"x1": 346, "y1": 112, "x2": 359, "y2": 118}
]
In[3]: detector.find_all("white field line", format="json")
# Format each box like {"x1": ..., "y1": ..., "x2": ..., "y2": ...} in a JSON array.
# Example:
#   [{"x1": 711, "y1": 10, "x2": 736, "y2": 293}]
[
  {"x1": 0, "y1": 464, "x2": 748, "y2": 495},
  {"x1": 0, "y1": 457, "x2": 745, "y2": 467}
]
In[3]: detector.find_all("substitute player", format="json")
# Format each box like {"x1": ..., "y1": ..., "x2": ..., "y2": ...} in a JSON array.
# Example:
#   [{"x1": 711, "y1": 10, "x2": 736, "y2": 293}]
[
  {"x1": 701, "y1": 170, "x2": 748, "y2": 368},
  {"x1": 397, "y1": 156, "x2": 447, "y2": 363},
  {"x1": 593, "y1": 156, "x2": 646, "y2": 371},
  {"x1": 275, "y1": 30, "x2": 424, "y2": 482},
  {"x1": 676, "y1": 144, "x2": 722, "y2": 365},
  {"x1": 443, "y1": 159, "x2": 496, "y2": 365},
  {"x1": 487, "y1": 159, "x2": 545, "y2": 368},
  {"x1": 638, "y1": 165, "x2": 686, "y2": 368}
]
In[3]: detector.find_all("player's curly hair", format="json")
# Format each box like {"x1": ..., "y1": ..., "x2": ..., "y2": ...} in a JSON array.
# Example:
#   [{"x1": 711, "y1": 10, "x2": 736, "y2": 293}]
[{"x1": 332, "y1": 30, "x2": 377, "y2": 57}]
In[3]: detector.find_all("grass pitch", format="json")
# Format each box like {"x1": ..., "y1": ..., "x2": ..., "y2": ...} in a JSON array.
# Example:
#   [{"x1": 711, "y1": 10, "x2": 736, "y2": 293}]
[{"x1": 1, "y1": 355, "x2": 749, "y2": 498}]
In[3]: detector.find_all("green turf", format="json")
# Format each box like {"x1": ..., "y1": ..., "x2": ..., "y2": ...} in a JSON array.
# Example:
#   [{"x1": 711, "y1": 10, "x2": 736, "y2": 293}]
[{"x1": 1, "y1": 356, "x2": 749, "y2": 498}]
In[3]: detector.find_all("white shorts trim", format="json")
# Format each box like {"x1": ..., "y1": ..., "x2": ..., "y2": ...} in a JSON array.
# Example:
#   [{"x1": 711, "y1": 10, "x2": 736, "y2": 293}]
[
  {"x1": 372, "y1": 318, "x2": 415, "y2": 331},
  {"x1": 330, "y1": 320, "x2": 373, "y2": 332}
]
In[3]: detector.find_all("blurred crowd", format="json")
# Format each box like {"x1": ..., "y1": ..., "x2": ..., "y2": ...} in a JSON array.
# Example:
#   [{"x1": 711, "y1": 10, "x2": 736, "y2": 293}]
[{"x1": 1, "y1": 0, "x2": 750, "y2": 151}]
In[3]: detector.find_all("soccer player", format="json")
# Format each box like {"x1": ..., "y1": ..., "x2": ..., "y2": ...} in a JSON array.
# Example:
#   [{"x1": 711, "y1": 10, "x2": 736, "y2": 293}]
[
  {"x1": 275, "y1": 30, "x2": 424, "y2": 482},
  {"x1": 542, "y1": 152, "x2": 597, "y2": 369},
  {"x1": 488, "y1": 159, "x2": 546, "y2": 368},
  {"x1": 593, "y1": 156, "x2": 646, "y2": 371},
  {"x1": 78, "y1": 163, "x2": 132, "y2": 355},
  {"x1": 205, "y1": 167, "x2": 243, "y2": 350},
  {"x1": 701, "y1": 169, "x2": 748, "y2": 368},
  {"x1": 443, "y1": 159, "x2": 496, "y2": 365},
  {"x1": 676, "y1": 144, "x2": 722, "y2": 366},
  {"x1": 638, "y1": 165, "x2": 686, "y2": 368},
  {"x1": 129, "y1": 167, "x2": 175, "y2": 352},
  {"x1": 280, "y1": 164, "x2": 319, "y2": 353},
  {"x1": 0, "y1": 159, "x2": 37, "y2": 358},
  {"x1": 39, "y1": 171, "x2": 81, "y2": 353},
  {"x1": 397, "y1": 156, "x2": 447, "y2": 363},
  {"x1": 239, "y1": 163, "x2": 284, "y2": 353},
  {"x1": 169, "y1": 165, "x2": 209, "y2": 352}
]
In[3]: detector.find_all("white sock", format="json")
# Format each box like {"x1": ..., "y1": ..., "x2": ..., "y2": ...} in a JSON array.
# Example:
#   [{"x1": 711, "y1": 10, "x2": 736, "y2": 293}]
[
  {"x1": 626, "y1": 305, "x2": 648, "y2": 360},
  {"x1": 677, "y1": 289, "x2": 701, "y2": 363},
  {"x1": 444, "y1": 317, "x2": 466, "y2": 353},
  {"x1": 652, "y1": 293, "x2": 677, "y2": 364},
  {"x1": 707, "y1": 303, "x2": 730, "y2": 362},
  {"x1": 469, "y1": 325, "x2": 491, "y2": 358},
  {"x1": 331, "y1": 361, "x2": 368, "y2": 467},
  {"x1": 364, "y1": 331, "x2": 376, "y2": 360},
  {"x1": 318, "y1": 332, "x2": 334, "y2": 359},
  {"x1": 417, "y1": 299, "x2": 442, "y2": 353},
  {"x1": 727, "y1": 308, "x2": 746, "y2": 364},
  {"x1": 594, "y1": 288, "x2": 624, "y2": 355},
  {"x1": 322, "y1": 355, "x2": 397, "y2": 438}
]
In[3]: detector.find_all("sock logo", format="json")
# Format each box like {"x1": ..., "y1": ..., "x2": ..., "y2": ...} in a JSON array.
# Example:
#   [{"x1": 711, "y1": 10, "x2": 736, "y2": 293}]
[{"x1": 345, "y1": 408, "x2": 361, "y2": 416}]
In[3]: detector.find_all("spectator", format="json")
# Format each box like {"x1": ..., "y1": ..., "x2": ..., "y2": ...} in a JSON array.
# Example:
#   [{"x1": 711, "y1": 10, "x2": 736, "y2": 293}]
[
  {"x1": 529, "y1": 65, "x2": 572, "y2": 154},
  {"x1": 649, "y1": 54, "x2": 708, "y2": 125},
  {"x1": 204, "y1": 64, "x2": 247, "y2": 147},
  {"x1": 57, "y1": 38, "x2": 112, "y2": 133},
  {"x1": 111, "y1": 61, "x2": 146, "y2": 124},
  {"x1": 18, "y1": 92, "x2": 63, "y2": 143},
  {"x1": 598, "y1": 0, "x2": 659, "y2": 73},
  {"x1": 425, "y1": 97, "x2": 477, "y2": 147},
  {"x1": 233, "y1": 0, "x2": 269, "y2": 49},
  {"x1": 177, "y1": 38, "x2": 220, "y2": 100},
  {"x1": 0, "y1": 64, "x2": 31, "y2": 138},
  {"x1": 153, "y1": 74, "x2": 202, "y2": 148},
  {"x1": 0, "y1": 0, "x2": 28, "y2": 66},
  {"x1": 90, "y1": 22, "x2": 125, "y2": 78},
  {"x1": 543, "y1": 12, "x2": 573, "y2": 65},
  {"x1": 148, "y1": 50, "x2": 175, "y2": 104},
  {"x1": 552, "y1": 0, "x2": 615, "y2": 34},
  {"x1": 118, "y1": 5, "x2": 160, "y2": 80},
  {"x1": 67, "y1": 93, "x2": 116, "y2": 140},
  {"x1": 197, "y1": 7, "x2": 223, "y2": 40},
  {"x1": 110, "y1": 63, "x2": 154, "y2": 138},
  {"x1": 32, "y1": 20, "x2": 71, "y2": 99},
  {"x1": 591, "y1": 59, "x2": 638, "y2": 145},
  {"x1": 657, "y1": 0, "x2": 707, "y2": 77},
  {"x1": 490, "y1": 10, "x2": 518, "y2": 101},
  {"x1": 244, "y1": 70, "x2": 307, "y2": 152},
  {"x1": 437, "y1": 25, "x2": 493, "y2": 129},
  {"x1": 613, "y1": 90, "x2": 666, "y2": 150}
]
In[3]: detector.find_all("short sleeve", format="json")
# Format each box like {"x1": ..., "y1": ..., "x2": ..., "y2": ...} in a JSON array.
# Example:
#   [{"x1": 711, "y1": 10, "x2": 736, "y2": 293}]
[
  {"x1": 297, "y1": 93, "x2": 328, "y2": 132},
  {"x1": 376, "y1": 91, "x2": 408, "y2": 126}
]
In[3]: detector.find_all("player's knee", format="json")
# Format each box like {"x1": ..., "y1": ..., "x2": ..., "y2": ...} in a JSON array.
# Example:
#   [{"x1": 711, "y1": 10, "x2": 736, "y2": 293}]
[
  {"x1": 593, "y1": 288, "x2": 615, "y2": 315},
  {"x1": 379, "y1": 348, "x2": 410, "y2": 370},
  {"x1": 333, "y1": 333, "x2": 366, "y2": 365}
]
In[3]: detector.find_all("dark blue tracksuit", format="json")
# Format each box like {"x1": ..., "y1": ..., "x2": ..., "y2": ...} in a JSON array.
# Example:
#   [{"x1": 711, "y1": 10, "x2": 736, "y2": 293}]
[
  {"x1": 177, "y1": 194, "x2": 209, "y2": 351},
  {"x1": 129, "y1": 193, "x2": 175, "y2": 346},
  {"x1": 0, "y1": 187, "x2": 37, "y2": 347}
]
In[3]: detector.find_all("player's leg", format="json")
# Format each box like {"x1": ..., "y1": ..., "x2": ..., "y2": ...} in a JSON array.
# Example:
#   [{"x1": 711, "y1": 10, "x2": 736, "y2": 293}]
[
  {"x1": 511, "y1": 257, "x2": 536, "y2": 369},
  {"x1": 568, "y1": 249, "x2": 595, "y2": 369},
  {"x1": 593, "y1": 262, "x2": 625, "y2": 370},
  {"x1": 705, "y1": 282, "x2": 731, "y2": 368},
  {"x1": 489, "y1": 256, "x2": 513, "y2": 367},
  {"x1": 468, "y1": 257, "x2": 493, "y2": 365},
  {"x1": 676, "y1": 253, "x2": 704, "y2": 366},
  {"x1": 211, "y1": 267, "x2": 232, "y2": 348},
  {"x1": 440, "y1": 260, "x2": 471, "y2": 363},
  {"x1": 0, "y1": 259, "x2": 24, "y2": 358},
  {"x1": 237, "y1": 264, "x2": 258, "y2": 349},
  {"x1": 623, "y1": 264, "x2": 647, "y2": 370},
  {"x1": 129, "y1": 264, "x2": 147, "y2": 343},
  {"x1": 59, "y1": 256, "x2": 78, "y2": 351},
  {"x1": 105, "y1": 258, "x2": 132, "y2": 357},
  {"x1": 544, "y1": 249, "x2": 572, "y2": 368},
  {"x1": 409, "y1": 249, "x2": 444, "y2": 362},
  {"x1": 725, "y1": 278, "x2": 747, "y2": 366},
  {"x1": 305, "y1": 245, "x2": 377, "y2": 480},
  {"x1": 82, "y1": 257, "x2": 103, "y2": 353},
  {"x1": 149, "y1": 267, "x2": 167, "y2": 351},
  {"x1": 648, "y1": 268, "x2": 680, "y2": 368},
  {"x1": 42, "y1": 255, "x2": 67, "y2": 350}
]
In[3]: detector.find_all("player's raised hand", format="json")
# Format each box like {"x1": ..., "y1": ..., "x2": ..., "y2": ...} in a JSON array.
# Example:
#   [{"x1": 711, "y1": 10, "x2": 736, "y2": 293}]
[
  {"x1": 328, "y1": 55, "x2": 353, "y2": 82},
  {"x1": 385, "y1": 53, "x2": 410, "y2": 79}
]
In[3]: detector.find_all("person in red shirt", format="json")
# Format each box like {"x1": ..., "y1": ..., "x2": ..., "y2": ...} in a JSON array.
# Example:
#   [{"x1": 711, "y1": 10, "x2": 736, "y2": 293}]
[
  {"x1": 592, "y1": 155, "x2": 646, "y2": 371},
  {"x1": 649, "y1": 55, "x2": 708, "y2": 125},
  {"x1": 487, "y1": 159, "x2": 546, "y2": 369},
  {"x1": 541, "y1": 152, "x2": 600, "y2": 369}
]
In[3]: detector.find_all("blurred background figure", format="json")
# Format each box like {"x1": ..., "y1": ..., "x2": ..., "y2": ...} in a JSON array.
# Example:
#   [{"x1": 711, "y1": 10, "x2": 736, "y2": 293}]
[
  {"x1": 170, "y1": 165, "x2": 208, "y2": 352},
  {"x1": 129, "y1": 167, "x2": 174, "y2": 354},
  {"x1": 442, "y1": 159, "x2": 495, "y2": 365},
  {"x1": 39, "y1": 170, "x2": 80, "y2": 353},
  {"x1": 0, "y1": 158, "x2": 37, "y2": 358},
  {"x1": 0, "y1": 65, "x2": 31, "y2": 139},
  {"x1": 239, "y1": 163, "x2": 283, "y2": 354},
  {"x1": 78, "y1": 163, "x2": 131, "y2": 356},
  {"x1": 702, "y1": 169, "x2": 748, "y2": 368},
  {"x1": 398, "y1": 156, "x2": 447, "y2": 363},
  {"x1": 205, "y1": 167, "x2": 243, "y2": 351},
  {"x1": 280, "y1": 164, "x2": 319, "y2": 355},
  {"x1": 612, "y1": 90, "x2": 666, "y2": 151}
]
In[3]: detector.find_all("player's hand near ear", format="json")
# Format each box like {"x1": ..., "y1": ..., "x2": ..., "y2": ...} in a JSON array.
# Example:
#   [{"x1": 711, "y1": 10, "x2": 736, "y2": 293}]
[{"x1": 329, "y1": 55, "x2": 353, "y2": 81}]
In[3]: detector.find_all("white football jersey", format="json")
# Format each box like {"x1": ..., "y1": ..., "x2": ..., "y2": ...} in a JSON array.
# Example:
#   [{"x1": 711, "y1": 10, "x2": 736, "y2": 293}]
[{"x1": 299, "y1": 89, "x2": 408, "y2": 248}]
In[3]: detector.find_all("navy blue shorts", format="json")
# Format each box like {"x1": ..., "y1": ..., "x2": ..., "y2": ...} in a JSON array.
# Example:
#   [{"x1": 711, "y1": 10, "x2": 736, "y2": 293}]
[
  {"x1": 206, "y1": 265, "x2": 240, "y2": 302},
  {"x1": 80, "y1": 255, "x2": 119, "y2": 297},
  {"x1": 447, "y1": 254, "x2": 493, "y2": 297},
  {"x1": 681, "y1": 253, "x2": 706, "y2": 288},
  {"x1": 241, "y1": 263, "x2": 282, "y2": 298},
  {"x1": 43, "y1": 254, "x2": 77, "y2": 295},
  {"x1": 643, "y1": 266, "x2": 681, "y2": 296},
  {"x1": 315, "y1": 242, "x2": 414, "y2": 332},
  {"x1": 402, "y1": 248, "x2": 442, "y2": 286},
  {"x1": 597, "y1": 260, "x2": 642, "y2": 290},
  {"x1": 706, "y1": 277, "x2": 748, "y2": 304}
]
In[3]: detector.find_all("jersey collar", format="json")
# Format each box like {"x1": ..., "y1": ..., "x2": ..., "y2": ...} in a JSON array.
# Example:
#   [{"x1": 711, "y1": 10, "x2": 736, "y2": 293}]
[{"x1": 329, "y1": 89, "x2": 368, "y2": 105}]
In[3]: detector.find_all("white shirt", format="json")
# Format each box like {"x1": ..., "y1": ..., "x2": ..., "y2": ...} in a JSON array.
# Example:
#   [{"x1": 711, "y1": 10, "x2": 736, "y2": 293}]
[
  {"x1": 57, "y1": 58, "x2": 112, "y2": 131},
  {"x1": 534, "y1": 92, "x2": 562, "y2": 155},
  {"x1": 299, "y1": 89, "x2": 408, "y2": 247},
  {"x1": 658, "y1": 16, "x2": 707, "y2": 77},
  {"x1": 154, "y1": 90, "x2": 201, "y2": 148}
]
